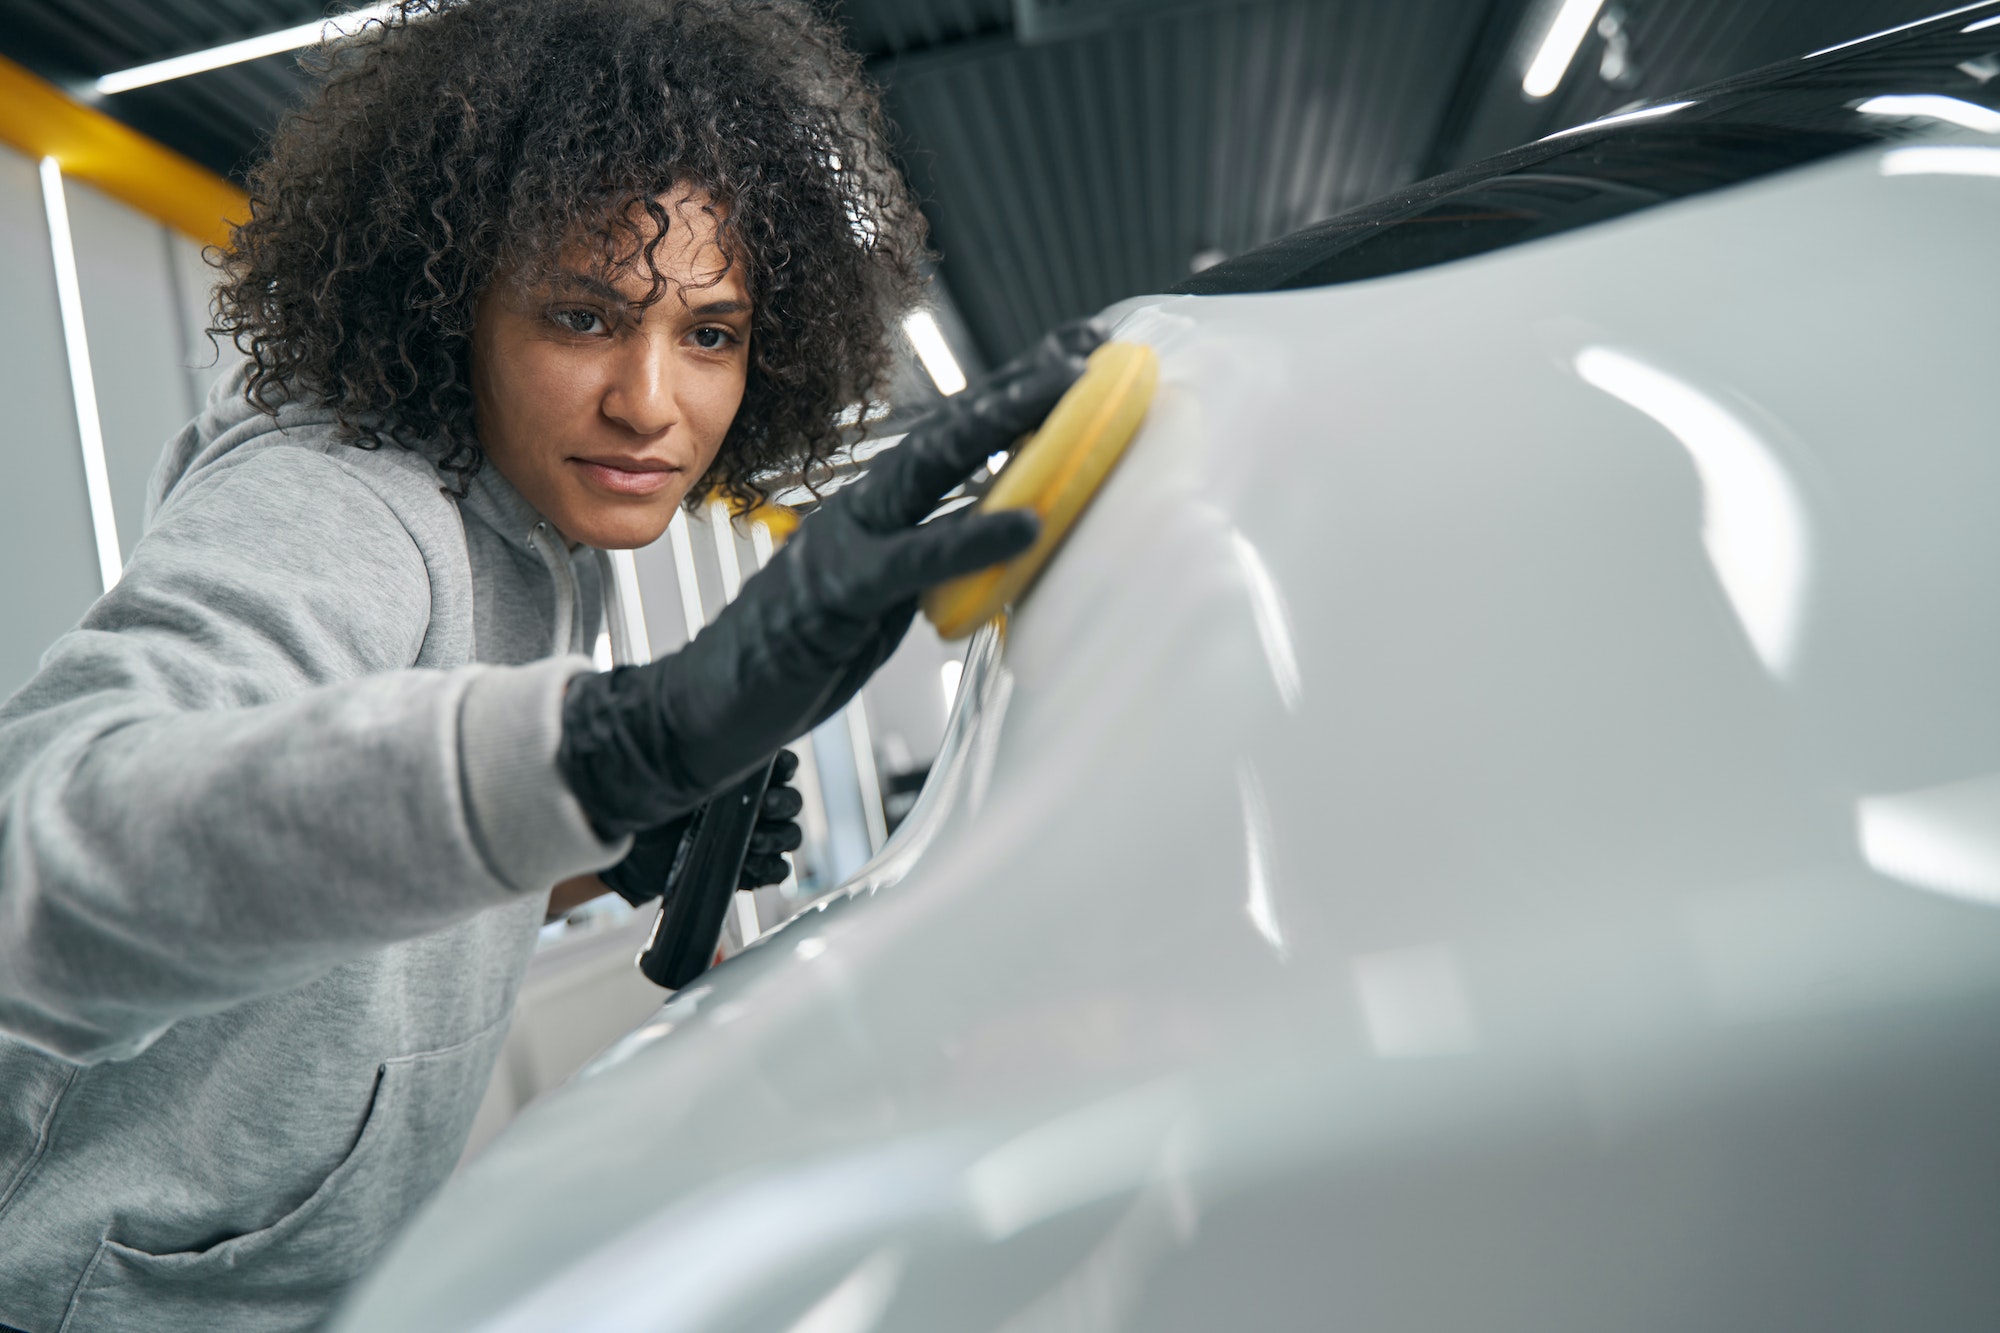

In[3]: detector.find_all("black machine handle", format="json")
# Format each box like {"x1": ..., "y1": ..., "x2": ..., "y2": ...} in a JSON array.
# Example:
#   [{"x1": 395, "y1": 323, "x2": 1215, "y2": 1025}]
[{"x1": 635, "y1": 756, "x2": 777, "y2": 990}]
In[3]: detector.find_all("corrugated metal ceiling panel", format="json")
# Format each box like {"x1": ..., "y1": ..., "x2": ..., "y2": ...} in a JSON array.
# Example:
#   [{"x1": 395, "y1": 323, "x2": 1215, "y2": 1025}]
[{"x1": 883, "y1": 0, "x2": 1482, "y2": 358}]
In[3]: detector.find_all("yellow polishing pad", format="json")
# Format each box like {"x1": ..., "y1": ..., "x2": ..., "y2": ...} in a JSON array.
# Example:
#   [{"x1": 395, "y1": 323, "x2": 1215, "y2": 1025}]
[{"x1": 923, "y1": 341, "x2": 1158, "y2": 640}]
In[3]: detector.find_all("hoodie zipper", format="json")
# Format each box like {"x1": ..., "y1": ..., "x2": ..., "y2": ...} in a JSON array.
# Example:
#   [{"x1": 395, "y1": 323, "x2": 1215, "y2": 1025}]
[{"x1": 527, "y1": 521, "x2": 577, "y2": 657}]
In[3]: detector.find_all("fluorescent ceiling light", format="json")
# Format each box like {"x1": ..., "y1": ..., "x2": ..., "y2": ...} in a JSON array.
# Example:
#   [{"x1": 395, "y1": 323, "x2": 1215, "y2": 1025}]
[
  {"x1": 39, "y1": 158, "x2": 121, "y2": 593},
  {"x1": 1880, "y1": 143, "x2": 2000, "y2": 176},
  {"x1": 96, "y1": 2, "x2": 398, "y2": 94},
  {"x1": 1539, "y1": 99, "x2": 1695, "y2": 141},
  {"x1": 1522, "y1": 0, "x2": 1608, "y2": 99},
  {"x1": 1967, "y1": 12, "x2": 2000, "y2": 32},
  {"x1": 1858, "y1": 93, "x2": 2000, "y2": 133},
  {"x1": 903, "y1": 309, "x2": 966, "y2": 396},
  {"x1": 1804, "y1": 2, "x2": 1994, "y2": 59}
]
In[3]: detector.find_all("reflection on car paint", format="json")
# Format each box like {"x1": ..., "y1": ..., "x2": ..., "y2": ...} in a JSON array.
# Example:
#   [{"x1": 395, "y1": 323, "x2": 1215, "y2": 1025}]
[
  {"x1": 1236, "y1": 760, "x2": 1287, "y2": 960},
  {"x1": 1576, "y1": 345, "x2": 1810, "y2": 678},
  {"x1": 1879, "y1": 142, "x2": 2000, "y2": 175},
  {"x1": 1859, "y1": 774, "x2": 2000, "y2": 907}
]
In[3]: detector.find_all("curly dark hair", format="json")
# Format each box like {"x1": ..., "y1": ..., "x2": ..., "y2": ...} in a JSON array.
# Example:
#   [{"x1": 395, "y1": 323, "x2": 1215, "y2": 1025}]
[{"x1": 214, "y1": 0, "x2": 925, "y2": 505}]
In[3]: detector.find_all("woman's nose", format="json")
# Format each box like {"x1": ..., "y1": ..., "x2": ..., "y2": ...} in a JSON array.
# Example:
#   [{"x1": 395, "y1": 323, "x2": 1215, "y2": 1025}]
[{"x1": 601, "y1": 337, "x2": 678, "y2": 436}]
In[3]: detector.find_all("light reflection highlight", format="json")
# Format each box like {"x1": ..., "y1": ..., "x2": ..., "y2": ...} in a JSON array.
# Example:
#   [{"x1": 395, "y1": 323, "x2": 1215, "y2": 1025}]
[
  {"x1": 989, "y1": 1167, "x2": 1194, "y2": 1333},
  {"x1": 783, "y1": 1245, "x2": 907, "y2": 1333},
  {"x1": 965, "y1": 1081, "x2": 1186, "y2": 1241},
  {"x1": 1351, "y1": 944, "x2": 1476, "y2": 1059},
  {"x1": 1229, "y1": 530, "x2": 1302, "y2": 711},
  {"x1": 1539, "y1": 100, "x2": 1695, "y2": 141},
  {"x1": 1237, "y1": 762, "x2": 1287, "y2": 960},
  {"x1": 939, "y1": 658, "x2": 963, "y2": 715},
  {"x1": 471, "y1": 1136, "x2": 962, "y2": 1333},
  {"x1": 1859, "y1": 774, "x2": 2000, "y2": 907},
  {"x1": 1576, "y1": 347, "x2": 1810, "y2": 678},
  {"x1": 1880, "y1": 144, "x2": 2000, "y2": 177},
  {"x1": 1857, "y1": 94, "x2": 2000, "y2": 134},
  {"x1": 1805, "y1": 3, "x2": 1993, "y2": 58}
]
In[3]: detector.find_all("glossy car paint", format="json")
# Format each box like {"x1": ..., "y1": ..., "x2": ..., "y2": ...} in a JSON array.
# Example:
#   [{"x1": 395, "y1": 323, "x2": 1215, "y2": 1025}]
[{"x1": 337, "y1": 132, "x2": 2000, "y2": 1330}]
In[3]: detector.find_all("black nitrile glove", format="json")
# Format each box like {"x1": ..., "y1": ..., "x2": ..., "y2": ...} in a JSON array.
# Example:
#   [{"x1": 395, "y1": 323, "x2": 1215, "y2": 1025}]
[
  {"x1": 560, "y1": 320, "x2": 1107, "y2": 838},
  {"x1": 599, "y1": 750, "x2": 805, "y2": 905},
  {"x1": 739, "y1": 749, "x2": 808, "y2": 887}
]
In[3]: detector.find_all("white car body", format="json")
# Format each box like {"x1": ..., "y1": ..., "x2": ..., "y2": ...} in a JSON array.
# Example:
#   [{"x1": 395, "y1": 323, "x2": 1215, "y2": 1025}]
[{"x1": 339, "y1": 24, "x2": 2000, "y2": 1331}]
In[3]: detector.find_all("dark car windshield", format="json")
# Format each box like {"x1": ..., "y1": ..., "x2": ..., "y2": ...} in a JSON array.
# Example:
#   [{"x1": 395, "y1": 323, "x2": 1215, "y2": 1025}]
[{"x1": 1176, "y1": 5, "x2": 2000, "y2": 296}]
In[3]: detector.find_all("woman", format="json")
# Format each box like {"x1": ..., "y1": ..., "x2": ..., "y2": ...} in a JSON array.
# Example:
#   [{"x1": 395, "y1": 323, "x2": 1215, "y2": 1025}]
[{"x1": 0, "y1": 1, "x2": 1093, "y2": 1327}]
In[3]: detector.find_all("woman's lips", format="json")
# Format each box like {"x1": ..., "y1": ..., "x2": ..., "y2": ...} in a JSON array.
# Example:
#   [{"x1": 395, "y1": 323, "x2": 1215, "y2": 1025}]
[{"x1": 571, "y1": 457, "x2": 680, "y2": 496}]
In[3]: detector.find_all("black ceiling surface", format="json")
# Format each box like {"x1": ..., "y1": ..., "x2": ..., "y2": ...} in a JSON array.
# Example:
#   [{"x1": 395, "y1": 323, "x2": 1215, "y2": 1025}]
[
  {"x1": 0, "y1": 0, "x2": 1962, "y2": 365},
  {"x1": 879, "y1": 0, "x2": 1489, "y2": 362},
  {"x1": 860, "y1": 0, "x2": 1952, "y2": 363}
]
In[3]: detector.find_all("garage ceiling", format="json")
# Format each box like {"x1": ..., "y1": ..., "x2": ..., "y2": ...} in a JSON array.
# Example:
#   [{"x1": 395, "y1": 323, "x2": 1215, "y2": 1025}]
[{"x1": 0, "y1": 0, "x2": 1953, "y2": 367}]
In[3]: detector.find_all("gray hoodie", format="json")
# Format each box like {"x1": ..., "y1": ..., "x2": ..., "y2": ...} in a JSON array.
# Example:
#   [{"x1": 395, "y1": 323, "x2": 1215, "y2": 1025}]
[{"x1": 0, "y1": 367, "x2": 632, "y2": 1331}]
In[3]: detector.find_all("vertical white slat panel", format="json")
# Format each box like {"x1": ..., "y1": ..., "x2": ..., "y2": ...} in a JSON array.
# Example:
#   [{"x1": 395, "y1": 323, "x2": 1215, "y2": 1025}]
[
  {"x1": 666, "y1": 509, "x2": 708, "y2": 639},
  {"x1": 0, "y1": 147, "x2": 101, "y2": 702},
  {"x1": 599, "y1": 548, "x2": 651, "y2": 666},
  {"x1": 845, "y1": 695, "x2": 889, "y2": 854},
  {"x1": 705, "y1": 496, "x2": 742, "y2": 599}
]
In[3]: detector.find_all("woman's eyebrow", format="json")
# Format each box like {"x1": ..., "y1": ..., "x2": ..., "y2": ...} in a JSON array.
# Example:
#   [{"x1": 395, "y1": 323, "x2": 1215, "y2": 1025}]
[
  {"x1": 545, "y1": 271, "x2": 627, "y2": 302},
  {"x1": 685, "y1": 298, "x2": 751, "y2": 316}
]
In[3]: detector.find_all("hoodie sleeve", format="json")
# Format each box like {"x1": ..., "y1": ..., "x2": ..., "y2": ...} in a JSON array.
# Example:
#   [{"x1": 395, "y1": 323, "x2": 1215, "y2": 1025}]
[{"x1": 0, "y1": 447, "x2": 627, "y2": 1064}]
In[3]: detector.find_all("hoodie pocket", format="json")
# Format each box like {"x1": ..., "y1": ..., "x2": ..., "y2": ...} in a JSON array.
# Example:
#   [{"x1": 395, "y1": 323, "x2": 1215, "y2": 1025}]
[
  {"x1": 0, "y1": 1042, "x2": 76, "y2": 1223},
  {"x1": 59, "y1": 1019, "x2": 507, "y2": 1331}
]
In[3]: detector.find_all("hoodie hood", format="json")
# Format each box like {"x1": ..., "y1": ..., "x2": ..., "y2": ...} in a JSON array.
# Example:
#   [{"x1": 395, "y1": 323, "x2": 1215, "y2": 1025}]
[{"x1": 150, "y1": 363, "x2": 606, "y2": 660}]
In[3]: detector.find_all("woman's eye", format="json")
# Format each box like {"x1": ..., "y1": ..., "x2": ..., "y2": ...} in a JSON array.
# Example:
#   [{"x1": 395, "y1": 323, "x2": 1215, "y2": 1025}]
[
  {"x1": 554, "y1": 308, "x2": 606, "y2": 335},
  {"x1": 691, "y1": 326, "x2": 733, "y2": 351}
]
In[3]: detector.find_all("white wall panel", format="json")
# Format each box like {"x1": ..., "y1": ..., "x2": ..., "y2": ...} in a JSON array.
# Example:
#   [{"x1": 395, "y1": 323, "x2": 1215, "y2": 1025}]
[
  {"x1": 167, "y1": 230, "x2": 231, "y2": 413},
  {"x1": 66, "y1": 178, "x2": 198, "y2": 557},
  {"x1": 0, "y1": 146, "x2": 100, "y2": 704}
]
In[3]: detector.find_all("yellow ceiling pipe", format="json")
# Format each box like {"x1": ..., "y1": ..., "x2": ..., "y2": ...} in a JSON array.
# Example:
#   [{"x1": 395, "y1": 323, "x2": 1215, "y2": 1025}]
[{"x1": 0, "y1": 54, "x2": 247, "y2": 249}]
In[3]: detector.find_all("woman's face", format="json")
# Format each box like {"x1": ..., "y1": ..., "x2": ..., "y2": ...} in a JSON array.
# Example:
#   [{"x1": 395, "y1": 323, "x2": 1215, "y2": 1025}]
[{"x1": 470, "y1": 190, "x2": 751, "y2": 549}]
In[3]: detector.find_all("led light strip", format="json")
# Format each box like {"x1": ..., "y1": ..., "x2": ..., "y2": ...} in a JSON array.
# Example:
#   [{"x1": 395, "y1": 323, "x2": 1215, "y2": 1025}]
[
  {"x1": 96, "y1": 2, "x2": 399, "y2": 95},
  {"x1": 1522, "y1": 0, "x2": 1607, "y2": 99},
  {"x1": 903, "y1": 309, "x2": 966, "y2": 395},
  {"x1": 39, "y1": 157, "x2": 120, "y2": 593}
]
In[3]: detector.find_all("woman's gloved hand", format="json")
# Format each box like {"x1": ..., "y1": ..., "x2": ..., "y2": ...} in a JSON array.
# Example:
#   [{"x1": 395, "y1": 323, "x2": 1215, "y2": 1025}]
[
  {"x1": 560, "y1": 320, "x2": 1106, "y2": 838},
  {"x1": 598, "y1": 750, "x2": 804, "y2": 905}
]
